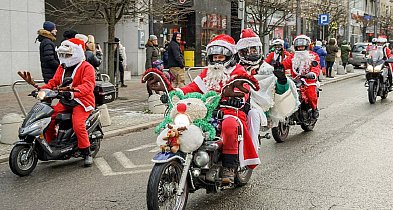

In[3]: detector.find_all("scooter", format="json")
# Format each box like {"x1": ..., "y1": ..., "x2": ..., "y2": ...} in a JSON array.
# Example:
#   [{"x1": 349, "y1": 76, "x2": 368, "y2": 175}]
[{"x1": 9, "y1": 77, "x2": 103, "y2": 176}]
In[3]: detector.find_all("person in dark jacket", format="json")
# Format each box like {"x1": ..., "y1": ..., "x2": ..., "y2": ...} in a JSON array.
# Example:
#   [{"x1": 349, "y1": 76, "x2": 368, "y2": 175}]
[
  {"x1": 313, "y1": 41, "x2": 327, "y2": 76},
  {"x1": 63, "y1": 29, "x2": 79, "y2": 41},
  {"x1": 85, "y1": 35, "x2": 103, "y2": 80},
  {"x1": 340, "y1": 40, "x2": 351, "y2": 70},
  {"x1": 167, "y1": 32, "x2": 185, "y2": 87},
  {"x1": 36, "y1": 21, "x2": 59, "y2": 83},
  {"x1": 325, "y1": 38, "x2": 339, "y2": 78},
  {"x1": 145, "y1": 35, "x2": 160, "y2": 69},
  {"x1": 114, "y1": 37, "x2": 127, "y2": 87}
]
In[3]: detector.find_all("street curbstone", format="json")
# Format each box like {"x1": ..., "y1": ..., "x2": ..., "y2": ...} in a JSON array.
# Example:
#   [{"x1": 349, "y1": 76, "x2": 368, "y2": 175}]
[
  {"x1": 0, "y1": 155, "x2": 7, "y2": 164},
  {"x1": 320, "y1": 72, "x2": 363, "y2": 86},
  {"x1": 104, "y1": 119, "x2": 162, "y2": 139}
]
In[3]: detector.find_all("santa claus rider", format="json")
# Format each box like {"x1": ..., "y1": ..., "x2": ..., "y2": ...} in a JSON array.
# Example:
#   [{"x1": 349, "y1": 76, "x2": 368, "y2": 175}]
[
  {"x1": 236, "y1": 28, "x2": 299, "y2": 150},
  {"x1": 145, "y1": 34, "x2": 260, "y2": 184},
  {"x1": 264, "y1": 38, "x2": 291, "y2": 65},
  {"x1": 376, "y1": 37, "x2": 393, "y2": 91},
  {"x1": 281, "y1": 34, "x2": 320, "y2": 118},
  {"x1": 19, "y1": 38, "x2": 96, "y2": 167}
]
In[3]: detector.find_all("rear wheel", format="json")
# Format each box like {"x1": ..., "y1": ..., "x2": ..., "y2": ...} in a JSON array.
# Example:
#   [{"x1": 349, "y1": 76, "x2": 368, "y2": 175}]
[
  {"x1": 9, "y1": 145, "x2": 38, "y2": 177},
  {"x1": 368, "y1": 81, "x2": 378, "y2": 104},
  {"x1": 272, "y1": 121, "x2": 290, "y2": 143},
  {"x1": 147, "y1": 161, "x2": 188, "y2": 210},
  {"x1": 301, "y1": 119, "x2": 317, "y2": 132}
]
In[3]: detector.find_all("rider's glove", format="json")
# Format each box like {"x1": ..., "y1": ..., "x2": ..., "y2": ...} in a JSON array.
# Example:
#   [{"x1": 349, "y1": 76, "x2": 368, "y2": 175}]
[
  {"x1": 273, "y1": 63, "x2": 287, "y2": 85},
  {"x1": 226, "y1": 97, "x2": 243, "y2": 108},
  {"x1": 305, "y1": 72, "x2": 316, "y2": 80},
  {"x1": 61, "y1": 92, "x2": 74, "y2": 100}
]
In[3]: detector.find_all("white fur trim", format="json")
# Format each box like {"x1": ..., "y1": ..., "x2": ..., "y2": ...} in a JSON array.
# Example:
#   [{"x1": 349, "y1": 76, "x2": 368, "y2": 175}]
[
  {"x1": 239, "y1": 139, "x2": 261, "y2": 167},
  {"x1": 194, "y1": 76, "x2": 207, "y2": 93},
  {"x1": 207, "y1": 40, "x2": 236, "y2": 53},
  {"x1": 74, "y1": 98, "x2": 94, "y2": 112},
  {"x1": 236, "y1": 37, "x2": 262, "y2": 50}
]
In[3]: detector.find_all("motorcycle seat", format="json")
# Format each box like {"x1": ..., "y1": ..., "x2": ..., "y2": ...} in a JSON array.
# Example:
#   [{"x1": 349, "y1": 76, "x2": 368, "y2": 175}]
[{"x1": 56, "y1": 113, "x2": 72, "y2": 121}]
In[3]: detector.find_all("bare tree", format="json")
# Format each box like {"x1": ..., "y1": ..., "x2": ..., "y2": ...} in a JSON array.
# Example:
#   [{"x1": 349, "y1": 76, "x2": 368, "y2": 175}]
[
  {"x1": 246, "y1": 0, "x2": 294, "y2": 49},
  {"x1": 46, "y1": 0, "x2": 192, "y2": 82}
]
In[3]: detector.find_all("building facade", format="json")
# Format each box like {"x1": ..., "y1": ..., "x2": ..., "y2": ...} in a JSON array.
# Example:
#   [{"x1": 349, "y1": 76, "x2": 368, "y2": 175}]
[{"x1": 0, "y1": 0, "x2": 44, "y2": 85}]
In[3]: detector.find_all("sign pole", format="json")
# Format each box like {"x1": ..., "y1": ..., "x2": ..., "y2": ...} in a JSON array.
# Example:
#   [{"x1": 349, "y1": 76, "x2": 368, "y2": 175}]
[{"x1": 322, "y1": 25, "x2": 325, "y2": 41}]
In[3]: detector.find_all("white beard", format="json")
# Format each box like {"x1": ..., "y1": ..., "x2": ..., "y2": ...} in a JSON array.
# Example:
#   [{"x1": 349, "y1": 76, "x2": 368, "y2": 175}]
[
  {"x1": 204, "y1": 64, "x2": 230, "y2": 91},
  {"x1": 292, "y1": 51, "x2": 314, "y2": 75}
]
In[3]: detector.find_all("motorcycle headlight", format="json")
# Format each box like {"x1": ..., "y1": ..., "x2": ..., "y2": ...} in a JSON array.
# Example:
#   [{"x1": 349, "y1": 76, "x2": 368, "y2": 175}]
[
  {"x1": 367, "y1": 64, "x2": 373, "y2": 72},
  {"x1": 374, "y1": 64, "x2": 383, "y2": 72},
  {"x1": 36, "y1": 90, "x2": 47, "y2": 100},
  {"x1": 193, "y1": 151, "x2": 210, "y2": 167},
  {"x1": 174, "y1": 114, "x2": 190, "y2": 126}
]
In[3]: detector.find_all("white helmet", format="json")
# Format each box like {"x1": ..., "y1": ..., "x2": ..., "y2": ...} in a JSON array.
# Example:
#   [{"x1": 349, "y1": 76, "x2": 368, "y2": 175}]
[
  {"x1": 236, "y1": 28, "x2": 263, "y2": 66},
  {"x1": 293, "y1": 35, "x2": 311, "y2": 51},
  {"x1": 272, "y1": 39, "x2": 284, "y2": 46}
]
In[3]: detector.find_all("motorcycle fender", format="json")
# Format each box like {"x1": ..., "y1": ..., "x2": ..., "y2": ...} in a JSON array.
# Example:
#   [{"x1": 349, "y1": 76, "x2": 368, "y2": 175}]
[
  {"x1": 13, "y1": 141, "x2": 33, "y2": 146},
  {"x1": 151, "y1": 152, "x2": 185, "y2": 163}
]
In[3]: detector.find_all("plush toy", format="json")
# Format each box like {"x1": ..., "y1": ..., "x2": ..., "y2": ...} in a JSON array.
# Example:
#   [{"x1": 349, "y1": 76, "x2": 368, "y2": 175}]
[{"x1": 160, "y1": 124, "x2": 187, "y2": 153}]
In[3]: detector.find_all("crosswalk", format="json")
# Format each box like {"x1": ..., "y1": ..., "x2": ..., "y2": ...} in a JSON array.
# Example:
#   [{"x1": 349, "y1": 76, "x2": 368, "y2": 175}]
[{"x1": 94, "y1": 144, "x2": 158, "y2": 176}]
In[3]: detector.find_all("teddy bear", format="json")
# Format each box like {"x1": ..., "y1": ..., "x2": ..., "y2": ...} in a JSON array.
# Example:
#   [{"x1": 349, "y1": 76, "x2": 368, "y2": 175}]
[{"x1": 160, "y1": 124, "x2": 187, "y2": 153}]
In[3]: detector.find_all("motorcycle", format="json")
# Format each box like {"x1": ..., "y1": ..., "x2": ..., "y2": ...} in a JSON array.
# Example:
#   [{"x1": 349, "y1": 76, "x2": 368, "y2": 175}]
[
  {"x1": 271, "y1": 75, "x2": 320, "y2": 143},
  {"x1": 9, "y1": 77, "x2": 103, "y2": 176},
  {"x1": 364, "y1": 48, "x2": 390, "y2": 104},
  {"x1": 143, "y1": 70, "x2": 259, "y2": 210}
]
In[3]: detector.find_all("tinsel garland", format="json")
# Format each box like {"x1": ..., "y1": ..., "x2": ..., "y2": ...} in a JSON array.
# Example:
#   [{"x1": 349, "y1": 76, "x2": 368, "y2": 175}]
[{"x1": 155, "y1": 90, "x2": 221, "y2": 140}]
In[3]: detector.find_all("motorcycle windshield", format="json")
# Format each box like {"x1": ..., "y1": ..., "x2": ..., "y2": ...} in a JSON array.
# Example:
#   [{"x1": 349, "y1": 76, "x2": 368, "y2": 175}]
[{"x1": 367, "y1": 49, "x2": 384, "y2": 65}]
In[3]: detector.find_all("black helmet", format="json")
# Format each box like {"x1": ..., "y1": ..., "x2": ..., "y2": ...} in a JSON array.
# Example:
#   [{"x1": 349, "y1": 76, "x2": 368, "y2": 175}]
[{"x1": 207, "y1": 45, "x2": 236, "y2": 68}]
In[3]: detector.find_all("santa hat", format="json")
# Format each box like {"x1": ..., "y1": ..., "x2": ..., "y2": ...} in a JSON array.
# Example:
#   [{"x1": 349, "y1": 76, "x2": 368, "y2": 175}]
[
  {"x1": 75, "y1": 34, "x2": 88, "y2": 44},
  {"x1": 67, "y1": 38, "x2": 86, "y2": 51},
  {"x1": 236, "y1": 28, "x2": 262, "y2": 50},
  {"x1": 206, "y1": 34, "x2": 236, "y2": 54}
]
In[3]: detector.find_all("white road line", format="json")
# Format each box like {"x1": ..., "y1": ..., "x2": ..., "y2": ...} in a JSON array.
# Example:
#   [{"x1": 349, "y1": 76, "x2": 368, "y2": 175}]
[
  {"x1": 95, "y1": 157, "x2": 114, "y2": 176},
  {"x1": 113, "y1": 152, "x2": 136, "y2": 168},
  {"x1": 95, "y1": 157, "x2": 152, "y2": 176},
  {"x1": 126, "y1": 144, "x2": 156, "y2": 152}
]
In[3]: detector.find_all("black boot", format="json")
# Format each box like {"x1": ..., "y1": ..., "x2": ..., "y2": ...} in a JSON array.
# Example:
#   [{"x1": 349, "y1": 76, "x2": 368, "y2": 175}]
[
  {"x1": 312, "y1": 108, "x2": 319, "y2": 119},
  {"x1": 80, "y1": 147, "x2": 93, "y2": 167},
  {"x1": 222, "y1": 154, "x2": 238, "y2": 184}
]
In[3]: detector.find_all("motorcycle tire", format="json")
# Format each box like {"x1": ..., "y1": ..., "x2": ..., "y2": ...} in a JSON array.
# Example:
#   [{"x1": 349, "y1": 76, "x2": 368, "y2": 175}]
[
  {"x1": 147, "y1": 161, "x2": 188, "y2": 210},
  {"x1": 272, "y1": 121, "x2": 290, "y2": 143},
  {"x1": 301, "y1": 119, "x2": 317, "y2": 132},
  {"x1": 368, "y1": 81, "x2": 377, "y2": 104},
  {"x1": 235, "y1": 166, "x2": 253, "y2": 187},
  {"x1": 9, "y1": 145, "x2": 38, "y2": 177},
  {"x1": 381, "y1": 83, "x2": 389, "y2": 99}
]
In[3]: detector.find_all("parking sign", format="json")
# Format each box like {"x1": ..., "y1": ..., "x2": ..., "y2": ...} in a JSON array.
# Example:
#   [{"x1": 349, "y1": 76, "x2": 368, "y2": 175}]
[{"x1": 318, "y1": 14, "x2": 329, "y2": 26}]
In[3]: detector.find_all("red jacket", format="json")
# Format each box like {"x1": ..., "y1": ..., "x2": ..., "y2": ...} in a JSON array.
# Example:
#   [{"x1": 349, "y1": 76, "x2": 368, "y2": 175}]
[
  {"x1": 264, "y1": 50, "x2": 291, "y2": 64},
  {"x1": 282, "y1": 51, "x2": 320, "y2": 85},
  {"x1": 41, "y1": 61, "x2": 96, "y2": 111}
]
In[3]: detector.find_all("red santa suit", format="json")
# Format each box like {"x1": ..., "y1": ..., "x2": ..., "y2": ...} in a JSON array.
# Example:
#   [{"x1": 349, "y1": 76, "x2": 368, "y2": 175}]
[
  {"x1": 282, "y1": 50, "x2": 320, "y2": 110},
  {"x1": 264, "y1": 49, "x2": 291, "y2": 64},
  {"x1": 41, "y1": 38, "x2": 96, "y2": 149}
]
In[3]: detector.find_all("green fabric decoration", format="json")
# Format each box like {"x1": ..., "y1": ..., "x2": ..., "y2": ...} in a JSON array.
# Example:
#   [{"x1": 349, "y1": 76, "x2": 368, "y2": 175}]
[
  {"x1": 155, "y1": 90, "x2": 221, "y2": 140},
  {"x1": 275, "y1": 81, "x2": 289, "y2": 95}
]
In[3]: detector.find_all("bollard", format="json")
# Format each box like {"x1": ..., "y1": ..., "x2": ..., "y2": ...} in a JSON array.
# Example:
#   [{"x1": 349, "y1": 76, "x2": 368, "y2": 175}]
[
  {"x1": 148, "y1": 94, "x2": 166, "y2": 114},
  {"x1": 319, "y1": 69, "x2": 326, "y2": 81},
  {"x1": 337, "y1": 65, "x2": 346, "y2": 75},
  {"x1": 346, "y1": 64, "x2": 354, "y2": 73},
  {"x1": 98, "y1": 104, "x2": 111, "y2": 127},
  {"x1": 332, "y1": 63, "x2": 339, "y2": 72},
  {"x1": 0, "y1": 113, "x2": 23, "y2": 145}
]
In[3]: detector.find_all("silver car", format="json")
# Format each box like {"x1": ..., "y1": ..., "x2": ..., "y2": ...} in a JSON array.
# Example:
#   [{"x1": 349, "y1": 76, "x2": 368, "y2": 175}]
[{"x1": 349, "y1": 42, "x2": 372, "y2": 68}]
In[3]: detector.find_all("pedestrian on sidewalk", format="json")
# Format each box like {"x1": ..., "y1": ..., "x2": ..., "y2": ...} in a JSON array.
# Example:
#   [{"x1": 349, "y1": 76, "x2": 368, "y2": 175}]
[
  {"x1": 62, "y1": 29, "x2": 78, "y2": 41},
  {"x1": 114, "y1": 37, "x2": 127, "y2": 87},
  {"x1": 340, "y1": 40, "x2": 351, "y2": 70},
  {"x1": 36, "y1": 21, "x2": 59, "y2": 83},
  {"x1": 76, "y1": 34, "x2": 103, "y2": 80},
  {"x1": 145, "y1": 35, "x2": 160, "y2": 69},
  {"x1": 326, "y1": 38, "x2": 339, "y2": 78},
  {"x1": 313, "y1": 41, "x2": 327, "y2": 76},
  {"x1": 167, "y1": 32, "x2": 185, "y2": 88}
]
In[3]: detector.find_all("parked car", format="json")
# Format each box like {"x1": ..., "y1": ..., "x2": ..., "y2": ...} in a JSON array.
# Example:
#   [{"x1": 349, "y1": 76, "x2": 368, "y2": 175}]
[{"x1": 349, "y1": 42, "x2": 372, "y2": 68}]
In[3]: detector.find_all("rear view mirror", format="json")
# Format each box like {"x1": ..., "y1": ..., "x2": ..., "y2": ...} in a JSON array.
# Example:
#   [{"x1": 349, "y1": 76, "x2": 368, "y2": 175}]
[
  {"x1": 311, "y1": 61, "x2": 318, "y2": 67},
  {"x1": 386, "y1": 59, "x2": 393, "y2": 63},
  {"x1": 361, "y1": 50, "x2": 366, "y2": 55}
]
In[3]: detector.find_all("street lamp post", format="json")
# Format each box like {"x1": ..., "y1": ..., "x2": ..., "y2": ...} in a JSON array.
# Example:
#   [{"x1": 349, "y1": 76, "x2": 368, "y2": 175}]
[
  {"x1": 347, "y1": 0, "x2": 351, "y2": 43},
  {"x1": 296, "y1": 0, "x2": 301, "y2": 34}
]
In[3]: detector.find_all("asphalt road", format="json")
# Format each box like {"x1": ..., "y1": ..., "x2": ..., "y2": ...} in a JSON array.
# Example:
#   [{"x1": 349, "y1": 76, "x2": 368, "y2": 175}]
[{"x1": 1, "y1": 75, "x2": 393, "y2": 209}]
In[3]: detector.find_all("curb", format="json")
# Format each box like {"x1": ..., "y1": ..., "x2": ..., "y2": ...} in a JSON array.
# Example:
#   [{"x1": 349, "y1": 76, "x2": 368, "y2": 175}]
[
  {"x1": 320, "y1": 72, "x2": 363, "y2": 86},
  {"x1": 0, "y1": 119, "x2": 162, "y2": 164}
]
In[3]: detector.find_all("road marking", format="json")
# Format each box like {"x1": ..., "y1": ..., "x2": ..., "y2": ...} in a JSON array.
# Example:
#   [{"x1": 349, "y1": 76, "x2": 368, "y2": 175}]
[
  {"x1": 149, "y1": 147, "x2": 161, "y2": 153},
  {"x1": 113, "y1": 152, "x2": 152, "y2": 168},
  {"x1": 126, "y1": 144, "x2": 156, "y2": 152},
  {"x1": 95, "y1": 157, "x2": 152, "y2": 176}
]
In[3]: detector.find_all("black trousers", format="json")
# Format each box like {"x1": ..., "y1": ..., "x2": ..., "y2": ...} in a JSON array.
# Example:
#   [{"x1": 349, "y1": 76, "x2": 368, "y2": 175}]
[
  {"x1": 114, "y1": 62, "x2": 125, "y2": 84},
  {"x1": 326, "y1": 61, "x2": 334, "y2": 77}
]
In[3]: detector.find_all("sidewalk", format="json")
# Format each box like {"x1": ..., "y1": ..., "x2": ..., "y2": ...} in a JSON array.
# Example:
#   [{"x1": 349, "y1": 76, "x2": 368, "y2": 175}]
[{"x1": 0, "y1": 69, "x2": 365, "y2": 162}]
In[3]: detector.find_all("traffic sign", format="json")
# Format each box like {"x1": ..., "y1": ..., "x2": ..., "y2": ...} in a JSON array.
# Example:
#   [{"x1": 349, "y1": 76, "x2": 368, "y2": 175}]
[{"x1": 318, "y1": 14, "x2": 330, "y2": 26}]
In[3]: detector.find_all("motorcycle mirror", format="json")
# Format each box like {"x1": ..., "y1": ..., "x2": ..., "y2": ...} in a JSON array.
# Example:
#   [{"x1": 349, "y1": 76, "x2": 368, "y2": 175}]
[
  {"x1": 311, "y1": 61, "x2": 318, "y2": 67},
  {"x1": 386, "y1": 59, "x2": 393, "y2": 63},
  {"x1": 61, "y1": 77, "x2": 73, "y2": 87},
  {"x1": 361, "y1": 50, "x2": 367, "y2": 55}
]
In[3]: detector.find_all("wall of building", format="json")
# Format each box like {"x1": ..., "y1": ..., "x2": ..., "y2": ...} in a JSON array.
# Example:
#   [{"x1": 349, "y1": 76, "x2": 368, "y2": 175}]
[{"x1": 0, "y1": 0, "x2": 45, "y2": 85}]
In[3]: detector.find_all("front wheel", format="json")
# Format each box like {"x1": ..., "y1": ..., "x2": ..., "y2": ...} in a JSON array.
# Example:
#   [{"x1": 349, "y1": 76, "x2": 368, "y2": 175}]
[
  {"x1": 147, "y1": 160, "x2": 188, "y2": 210},
  {"x1": 301, "y1": 119, "x2": 317, "y2": 131},
  {"x1": 368, "y1": 80, "x2": 378, "y2": 104},
  {"x1": 9, "y1": 145, "x2": 38, "y2": 177},
  {"x1": 271, "y1": 121, "x2": 290, "y2": 143},
  {"x1": 235, "y1": 166, "x2": 253, "y2": 187}
]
